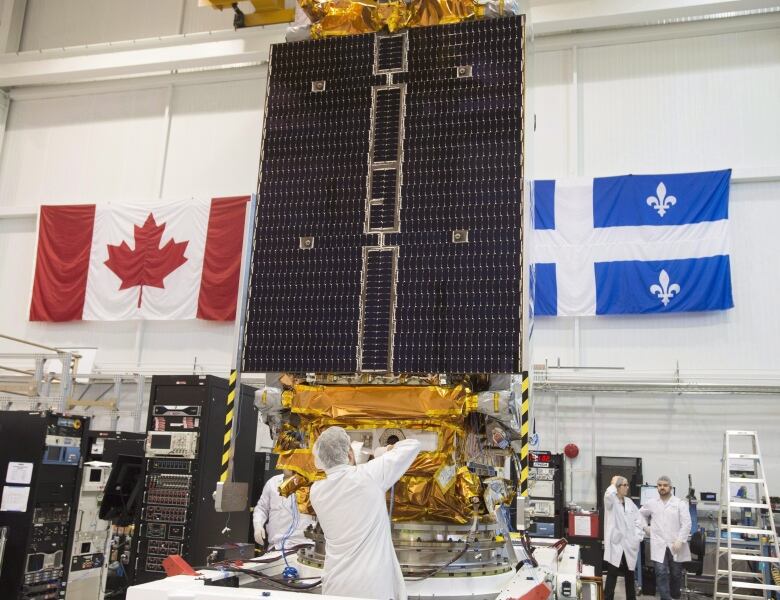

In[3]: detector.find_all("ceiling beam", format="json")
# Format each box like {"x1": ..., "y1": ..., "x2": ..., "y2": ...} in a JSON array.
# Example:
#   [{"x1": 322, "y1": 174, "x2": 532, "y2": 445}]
[
  {"x1": 0, "y1": 24, "x2": 285, "y2": 87},
  {"x1": 0, "y1": 1, "x2": 776, "y2": 88},
  {"x1": 530, "y1": 0, "x2": 780, "y2": 35},
  {"x1": 0, "y1": 0, "x2": 28, "y2": 54}
]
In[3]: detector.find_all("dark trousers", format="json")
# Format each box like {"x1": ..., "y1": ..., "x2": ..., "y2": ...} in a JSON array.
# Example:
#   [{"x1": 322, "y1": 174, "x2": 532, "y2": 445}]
[
  {"x1": 605, "y1": 553, "x2": 636, "y2": 600},
  {"x1": 653, "y1": 548, "x2": 682, "y2": 600}
]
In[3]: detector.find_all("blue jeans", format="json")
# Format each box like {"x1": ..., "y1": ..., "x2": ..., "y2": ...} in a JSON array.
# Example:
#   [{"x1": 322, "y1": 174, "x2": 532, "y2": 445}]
[{"x1": 654, "y1": 548, "x2": 682, "y2": 600}]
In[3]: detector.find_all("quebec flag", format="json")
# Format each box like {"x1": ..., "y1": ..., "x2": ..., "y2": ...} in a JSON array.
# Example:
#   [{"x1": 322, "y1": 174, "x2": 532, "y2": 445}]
[{"x1": 532, "y1": 169, "x2": 734, "y2": 316}]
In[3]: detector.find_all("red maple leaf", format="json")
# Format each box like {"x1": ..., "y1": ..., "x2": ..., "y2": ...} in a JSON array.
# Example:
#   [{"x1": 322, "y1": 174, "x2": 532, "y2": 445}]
[{"x1": 104, "y1": 213, "x2": 189, "y2": 308}]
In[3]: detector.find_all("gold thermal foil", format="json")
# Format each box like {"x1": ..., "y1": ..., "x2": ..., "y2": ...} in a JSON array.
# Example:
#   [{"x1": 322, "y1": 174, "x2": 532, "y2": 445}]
[
  {"x1": 275, "y1": 422, "x2": 304, "y2": 452},
  {"x1": 296, "y1": 484, "x2": 314, "y2": 514},
  {"x1": 271, "y1": 384, "x2": 499, "y2": 523},
  {"x1": 278, "y1": 473, "x2": 305, "y2": 497},
  {"x1": 390, "y1": 467, "x2": 481, "y2": 523},
  {"x1": 407, "y1": 0, "x2": 475, "y2": 27},
  {"x1": 277, "y1": 473, "x2": 315, "y2": 513},
  {"x1": 310, "y1": 0, "x2": 381, "y2": 38},
  {"x1": 303, "y1": 0, "x2": 479, "y2": 37},
  {"x1": 292, "y1": 384, "x2": 474, "y2": 419},
  {"x1": 377, "y1": 1, "x2": 411, "y2": 32},
  {"x1": 298, "y1": 0, "x2": 328, "y2": 22},
  {"x1": 276, "y1": 449, "x2": 321, "y2": 482},
  {"x1": 406, "y1": 450, "x2": 452, "y2": 475},
  {"x1": 455, "y1": 466, "x2": 482, "y2": 501}
]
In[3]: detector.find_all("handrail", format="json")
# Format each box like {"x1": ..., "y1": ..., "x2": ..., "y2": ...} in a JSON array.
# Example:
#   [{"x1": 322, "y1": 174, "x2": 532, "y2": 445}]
[
  {"x1": 0, "y1": 364, "x2": 34, "y2": 375},
  {"x1": 0, "y1": 334, "x2": 81, "y2": 359}
]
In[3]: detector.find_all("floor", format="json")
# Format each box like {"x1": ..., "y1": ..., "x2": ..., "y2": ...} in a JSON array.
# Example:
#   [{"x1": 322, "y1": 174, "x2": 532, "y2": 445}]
[
  {"x1": 606, "y1": 578, "x2": 654, "y2": 600},
  {"x1": 606, "y1": 577, "x2": 713, "y2": 600}
]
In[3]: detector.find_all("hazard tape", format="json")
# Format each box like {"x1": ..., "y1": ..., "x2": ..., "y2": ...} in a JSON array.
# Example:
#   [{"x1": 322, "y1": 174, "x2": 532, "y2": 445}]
[
  {"x1": 520, "y1": 371, "x2": 529, "y2": 497},
  {"x1": 220, "y1": 369, "x2": 237, "y2": 483}
]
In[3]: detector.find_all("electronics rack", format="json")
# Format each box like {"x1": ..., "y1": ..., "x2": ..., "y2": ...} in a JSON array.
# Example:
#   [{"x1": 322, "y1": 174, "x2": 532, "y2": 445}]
[
  {"x1": 79, "y1": 431, "x2": 145, "y2": 597},
  {"x1": 527, "y1": 451, "x2": 565, "y2": 538},
  {"x1": 0, "y1": 412, "x2": 89, "y2": 600},
  {"x1": 132, "y1": 375, "x2": 256, "y2": 584}
]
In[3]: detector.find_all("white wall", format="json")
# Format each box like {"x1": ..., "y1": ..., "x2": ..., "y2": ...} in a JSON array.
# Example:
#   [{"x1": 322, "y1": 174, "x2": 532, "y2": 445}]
[
  {"x1": 0, "y1": 73, "x2": 266, "y2": 372},
  {"x1": 527, "y1": 18, "x2": 780, "y2": 501},
  {"x1": 532, "y1": 391, "x2": 780, "y2": 505},
  {"x1": 0, "y1": 3, "x2": 779, "y2": 502},
  {"x1": 18, "y1": 0, "x2": 253, "y2": 50},
  {"x1": 530, "y1": 21, "x2": 780, "y2": 376}
]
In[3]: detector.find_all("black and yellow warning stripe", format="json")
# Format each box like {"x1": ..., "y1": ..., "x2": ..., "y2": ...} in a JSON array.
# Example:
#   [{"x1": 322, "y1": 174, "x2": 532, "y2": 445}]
[
  {"x1": 220, "y1": 369, "x2": 237, "y2": 483},
  {"x1": 519, "y1": 371, "x2": 529, "y2": 497}
]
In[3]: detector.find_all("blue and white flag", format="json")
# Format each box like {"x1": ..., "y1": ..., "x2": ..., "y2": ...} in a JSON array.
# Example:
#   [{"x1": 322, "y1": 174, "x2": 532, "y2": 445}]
[{"x1": 532, "y1": 169, "x2": 734, "y2": 317}]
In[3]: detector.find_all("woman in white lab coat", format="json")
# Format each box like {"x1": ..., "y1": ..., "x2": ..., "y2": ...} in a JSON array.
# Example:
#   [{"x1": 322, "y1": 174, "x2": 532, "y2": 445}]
[{"x1": 603, "y1": 475, "x2": 645, "y2": 600}]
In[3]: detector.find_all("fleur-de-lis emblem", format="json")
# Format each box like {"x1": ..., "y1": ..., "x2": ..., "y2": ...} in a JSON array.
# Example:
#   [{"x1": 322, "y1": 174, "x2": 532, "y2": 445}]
[
  {"x1": 646, "y1": 181, "x2": 677, "y2": 217},
  {"x1": 649, "y1": 269, "x2": 680, "y2": 306}
]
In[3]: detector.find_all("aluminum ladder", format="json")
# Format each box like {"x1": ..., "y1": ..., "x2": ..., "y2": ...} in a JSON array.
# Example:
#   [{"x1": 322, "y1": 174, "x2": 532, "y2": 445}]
[{"x1": 714, "y1": 431, "x2": 780, "y2": 600}]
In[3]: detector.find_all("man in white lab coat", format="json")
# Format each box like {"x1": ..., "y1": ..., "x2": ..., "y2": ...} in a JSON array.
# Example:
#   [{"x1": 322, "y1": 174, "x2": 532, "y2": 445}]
[
  {"x1": 310, "y1": 426, "x2": 421, "y2": 600},
  {"x1": 603, "y1": 476, "x2": 644, "y2": 600},
  {"x1": 639, "y1": 476, "x2": 692, "y2": 600},
  {"x1": 253, "y1": 470, "x2": 316, "y2": 550}
]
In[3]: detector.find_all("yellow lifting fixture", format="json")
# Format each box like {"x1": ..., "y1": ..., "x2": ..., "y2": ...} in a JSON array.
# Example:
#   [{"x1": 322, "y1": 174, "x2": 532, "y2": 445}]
[{"x1": 199, "y1": 0, "x2": 294, "y2": 27}]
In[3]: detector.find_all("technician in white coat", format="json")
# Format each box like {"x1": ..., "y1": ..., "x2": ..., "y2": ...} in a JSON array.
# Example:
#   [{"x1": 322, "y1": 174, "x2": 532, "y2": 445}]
[
  {"x1": 639, "y1": 476, "x2": 692, "y2": 600},
  {"x1": 253, "y1": 470, "x2": 316, "y2": 550},
  {"x1": 604, "y1": 476, "x2": 644, "y2": 600},
  {"x1": 310, "y1": 426, "x2": 421, "y2": 600}
]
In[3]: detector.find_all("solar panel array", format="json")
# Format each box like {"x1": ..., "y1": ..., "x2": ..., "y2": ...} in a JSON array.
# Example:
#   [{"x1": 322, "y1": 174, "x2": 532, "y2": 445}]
[{"x1": 243, "y1": 16, "x2": 524, "y2": 374}]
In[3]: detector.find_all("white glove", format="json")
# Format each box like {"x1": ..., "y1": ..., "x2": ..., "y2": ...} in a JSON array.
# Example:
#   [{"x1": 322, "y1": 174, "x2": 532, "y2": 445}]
[
  {"x1": 672, "y1": 540, "x2": 683, "y2": 553},
  {"x1": 644, "y1": 526, "x2": 651, "y2": 536},
  {"x1": 254, "y1": 527, "x2": 266, "y2": 545}
]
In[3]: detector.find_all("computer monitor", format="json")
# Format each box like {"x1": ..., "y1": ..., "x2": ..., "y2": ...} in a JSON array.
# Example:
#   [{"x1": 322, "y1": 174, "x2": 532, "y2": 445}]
[{"x1": 99, "y1": 454, "x2": 144, "y2": 526}]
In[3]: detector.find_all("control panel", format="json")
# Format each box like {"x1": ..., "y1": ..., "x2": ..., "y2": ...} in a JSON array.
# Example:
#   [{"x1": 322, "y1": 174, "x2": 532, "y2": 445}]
[
  {"x1": 144, "y1": 431, "x2": 198, "y2": 459},
  {"x1": 26, "y1": 503, "x2": 67, "y2": 590},
  {"x1": 527, "y1": 451, "x2": 565, "y2": 538}
]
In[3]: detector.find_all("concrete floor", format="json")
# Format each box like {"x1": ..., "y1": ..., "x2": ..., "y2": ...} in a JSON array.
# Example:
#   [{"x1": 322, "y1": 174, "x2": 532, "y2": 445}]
[
  {"x1": 604, "y1": 577, "x2": 653, "y2": 600},
  {"x1": 607, "y1": 539, "x2": 721, "y2": 600},
  {"x1": 605, "y1": 575, "x2": 715, "y2": 600},
  {"x1": 605, "y1": 582, "x2": 710, "y2": 600}
]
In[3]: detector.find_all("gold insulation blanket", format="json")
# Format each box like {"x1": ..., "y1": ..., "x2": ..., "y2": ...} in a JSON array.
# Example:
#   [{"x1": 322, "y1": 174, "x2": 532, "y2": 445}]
[
  {"x1": 300, "y1": 0, "x2": 481, "y2": 37},
  {"x1": 275, "y1": 384, "x2": 483, "y2": 523},
  {"x1": 290, "y1": 383, "x2": 475, "y2": 419}
]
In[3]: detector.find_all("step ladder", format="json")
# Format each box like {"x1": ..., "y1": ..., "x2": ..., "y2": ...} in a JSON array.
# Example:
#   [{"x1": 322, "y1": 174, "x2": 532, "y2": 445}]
[{"x1": 714, "y1": 431, "x2": 780, "y2": 600}]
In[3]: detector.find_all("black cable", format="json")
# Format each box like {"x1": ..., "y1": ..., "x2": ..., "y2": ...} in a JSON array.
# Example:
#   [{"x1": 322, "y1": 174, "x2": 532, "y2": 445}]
[
  {"x1": 406, "y1": 543, "x2": 471, "y2": 582},
  {"x1": 407, "y1": 513, "x2": 483, "y2": 582},
  {"x1": 200, "y1": 564, "x2": 322, "y2": 590},
  {"x1": 244, "y1": 542, "x2": 313, "y2": 562},
  {"x1": 520, "y1": 532, "x2": 539, "y2": 568},
  {"x1": 198, "y1": 543, "x2": 312, "y2": 572}
]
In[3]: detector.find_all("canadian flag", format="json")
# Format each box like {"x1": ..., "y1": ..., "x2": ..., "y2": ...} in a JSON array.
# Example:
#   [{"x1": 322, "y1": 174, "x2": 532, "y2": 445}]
[{"x1": 29, "y1": 196, "x2": 249, "y2": 321}]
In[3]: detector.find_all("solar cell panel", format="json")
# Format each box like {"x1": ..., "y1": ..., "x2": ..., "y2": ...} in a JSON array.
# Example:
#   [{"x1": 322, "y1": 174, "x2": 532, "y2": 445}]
[{"x1": 243, "y1": 16, "x2": 524, "y2": 374}]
